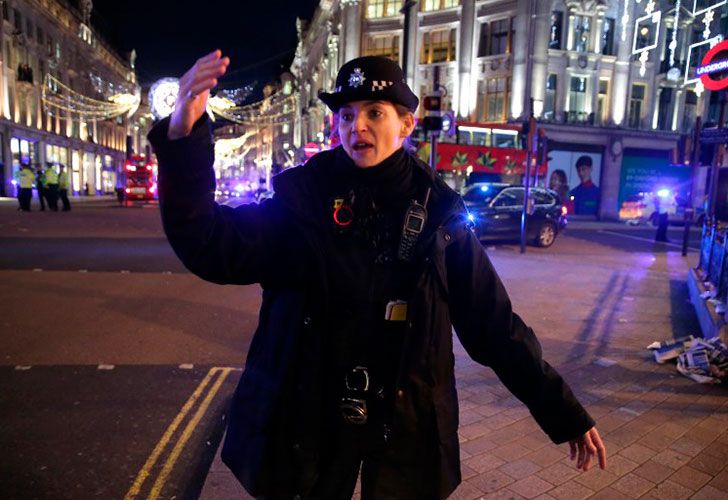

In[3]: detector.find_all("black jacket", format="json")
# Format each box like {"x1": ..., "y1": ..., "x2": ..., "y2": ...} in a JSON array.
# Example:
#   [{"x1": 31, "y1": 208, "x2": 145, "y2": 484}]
[{"x1": 148, "y1": 117, "x2": 595, "y2": 499}]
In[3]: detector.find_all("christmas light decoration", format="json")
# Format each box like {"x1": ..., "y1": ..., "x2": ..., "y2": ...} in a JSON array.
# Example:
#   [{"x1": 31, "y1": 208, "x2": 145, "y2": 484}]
[
  {"x1": 668, "y1": 0, "x2": 681, "y2": 68},
  {"x1": 684, "y1": 34, "x2": 723, "y2": 95},
  {"x1": 149, "y1": 78, "x2": 180, "y2": 120},
  {"x1": 632, "y1": 1, "x2": 661, "y2": 77},
  {"x1": 42, "y1": 74, "x2": 140, "y2": 119}
]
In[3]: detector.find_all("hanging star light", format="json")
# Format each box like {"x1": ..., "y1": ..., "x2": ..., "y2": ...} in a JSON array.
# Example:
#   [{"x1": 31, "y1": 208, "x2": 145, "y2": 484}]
[
  {"x1": 632, "y1": 0, "x2": 662, "y2": 77},
  {"x1": 669, "y1": 0, "x2": 681, "y2": 69}
]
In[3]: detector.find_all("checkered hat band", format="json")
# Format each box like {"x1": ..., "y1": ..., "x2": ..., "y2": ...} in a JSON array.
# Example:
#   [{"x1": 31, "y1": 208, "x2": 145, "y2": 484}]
[{"x1": 372, "y1": 81, "x2": 394, "y2": 91}]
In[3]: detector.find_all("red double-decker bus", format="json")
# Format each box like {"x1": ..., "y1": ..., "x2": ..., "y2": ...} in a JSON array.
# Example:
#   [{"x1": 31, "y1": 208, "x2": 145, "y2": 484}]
[
  {"x1": 123, "y1": 155, "x2": 157, "y2": 202},
  {"x1": 412, "y1": 121, "x2": 547, "y2": 191}
]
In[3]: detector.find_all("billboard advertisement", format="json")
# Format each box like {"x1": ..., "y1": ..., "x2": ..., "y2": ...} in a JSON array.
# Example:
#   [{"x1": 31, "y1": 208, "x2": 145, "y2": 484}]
[{"x1": 546, "y1": 149, "x2": 603, "y2": 216}]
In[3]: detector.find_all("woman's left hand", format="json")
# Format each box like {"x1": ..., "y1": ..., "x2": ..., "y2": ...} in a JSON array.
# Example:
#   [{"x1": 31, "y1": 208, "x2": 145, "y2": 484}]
[{"x1": 569, "y1": 426, "x2": 607, "y2": 471}]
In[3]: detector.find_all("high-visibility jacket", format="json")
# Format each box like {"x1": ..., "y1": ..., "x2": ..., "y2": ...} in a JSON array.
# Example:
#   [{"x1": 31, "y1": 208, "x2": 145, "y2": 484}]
[
  {"x1": 18, "y1": 168, "x2": 34, "y2": 188},
  {"x1": 44, "y1": 168, "x2": 59, "y2": 185},
  {"x1": 58, "y1": 171, "x2": 70, "y2": 190}
]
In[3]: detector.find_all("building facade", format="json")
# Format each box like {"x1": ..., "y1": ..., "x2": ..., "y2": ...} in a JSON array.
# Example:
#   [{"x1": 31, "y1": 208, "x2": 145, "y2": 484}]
[
  {"x1": 291, "y1": 0, "x2": 728, "y2": 220},
  {"x1": 0, "y1": 0, "x2": 140, "y2": 198}
]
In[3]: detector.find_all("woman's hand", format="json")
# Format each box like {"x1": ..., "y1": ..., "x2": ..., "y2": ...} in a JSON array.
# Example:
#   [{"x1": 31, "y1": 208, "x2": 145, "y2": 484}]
[
  {"x1": 569, "y1": 426, "x2": 607, "y2": 471},
  {"x1": 168, "y1": 50, "x2": 230, "y2": 140}
]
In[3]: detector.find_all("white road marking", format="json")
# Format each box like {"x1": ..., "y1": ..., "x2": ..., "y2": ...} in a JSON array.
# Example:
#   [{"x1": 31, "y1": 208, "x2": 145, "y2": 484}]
[
  {"x1": 14, "y1": 365, "x2": 32, "y2": 370},
  {"x1": 32, "y1": 268, "x2": 43, "y2": 272},
  {"x1": 178, "y1": 364, "x2": 194, "y2": 370},
  {"x1": 78, "y1": 269, "x2": 88, "y2": 273},
  {"x1": 97, "y1": 364, "x2": 115, "y2": 370}
]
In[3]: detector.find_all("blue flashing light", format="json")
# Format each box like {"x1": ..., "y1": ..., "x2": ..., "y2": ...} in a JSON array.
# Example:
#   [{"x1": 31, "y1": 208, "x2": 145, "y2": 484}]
[
  {"x1": 480, "y1": 185, "x2": 489, "y2": 192},
  {"x1": 467, "y1": 213, "x2": 475, "y2": 222},
  {"x1": 234, "y1": 183, "x2": 246, "y2": 193},
  {"x1": 657, "y1": 188, "x2": 671, "y2": 198}
]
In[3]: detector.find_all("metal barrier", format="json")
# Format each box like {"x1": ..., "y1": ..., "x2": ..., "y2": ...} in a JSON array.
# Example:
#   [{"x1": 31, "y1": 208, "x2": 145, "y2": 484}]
[{"x1": 698, "y1": 219, "x2": 728, "y2": 300}]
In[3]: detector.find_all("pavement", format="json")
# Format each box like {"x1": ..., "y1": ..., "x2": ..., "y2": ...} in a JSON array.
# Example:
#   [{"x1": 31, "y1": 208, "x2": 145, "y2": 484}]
[{"x1": 199, "y1": 221, "x2": 728, "y2": 499}]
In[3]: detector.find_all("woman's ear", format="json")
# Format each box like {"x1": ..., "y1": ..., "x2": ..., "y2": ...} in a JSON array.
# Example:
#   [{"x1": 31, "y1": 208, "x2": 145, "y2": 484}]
[{"x1": 400, "y1": 112, "x2": 415, "y2": 138}]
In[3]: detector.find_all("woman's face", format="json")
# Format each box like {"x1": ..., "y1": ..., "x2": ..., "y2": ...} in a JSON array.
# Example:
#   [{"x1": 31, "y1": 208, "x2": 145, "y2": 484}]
[
  {"x1": 549, "y1": 172, "x2": 563, "y2": 190},
  {"x1": 338, "y1": 100, "x2": 414, "y2": 168}
]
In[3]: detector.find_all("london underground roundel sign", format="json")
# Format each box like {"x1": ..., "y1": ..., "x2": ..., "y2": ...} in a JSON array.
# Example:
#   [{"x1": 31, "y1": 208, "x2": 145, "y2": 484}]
[{"x1": 697, "y1": 40, "x2": 728, "y2": 91}]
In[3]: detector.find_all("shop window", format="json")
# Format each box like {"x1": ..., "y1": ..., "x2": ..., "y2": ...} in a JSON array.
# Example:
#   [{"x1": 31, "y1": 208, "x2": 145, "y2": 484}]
[
  {"x1": 544, "y1": 74, "x2": 557, "y2": 120},
  {"x1": 601, "y1": 17, "x2": 615, "y2": 55},
  {"x1": 364, "y1": 34, "x2": 400, "y2": 61},
  {"x1": 421, "y1": 28, "x2": 456, "y2": 64},
  {"x1": 628, "y1": 83, "x2": 646, "y2": 128},
  {"x1": 549, "y1": 11, "x2": 563, "y2": 50},
  {"x1": 366, "y1": 0, "x2": 401, "y2": 18},
  {"x1": 572, "y1": 15, "x2": 591, "y2": 52}
]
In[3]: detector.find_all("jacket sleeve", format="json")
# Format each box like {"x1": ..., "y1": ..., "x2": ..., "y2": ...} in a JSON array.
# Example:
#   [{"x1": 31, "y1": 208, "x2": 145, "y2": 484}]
[
  {"x1": 148, "y1": 115, "x2": 305, "y2": 286},
  {"x1": 445, "y1": 225, "x2": 594, "y2": 444}
]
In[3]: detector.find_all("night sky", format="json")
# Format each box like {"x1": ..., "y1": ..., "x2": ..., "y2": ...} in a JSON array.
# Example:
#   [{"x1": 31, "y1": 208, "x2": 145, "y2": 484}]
[{"x1": 89, "y1": 0, "x2": 320, "y2": 92}]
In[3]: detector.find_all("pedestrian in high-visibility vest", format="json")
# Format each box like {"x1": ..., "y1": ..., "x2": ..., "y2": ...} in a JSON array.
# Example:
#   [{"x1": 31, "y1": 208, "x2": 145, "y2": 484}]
[
  {"x1": 58, "y1": 164, "x2": 71, "y2": 211},
  {"x1": 43, "y1": 164, "x2": 59, "y2": 211},
  {"x1": 16, "y1": 163, "x2": 34, "y2": 211},
  {"x1": 35, "y1": 164, "x2": 46, "y2": 211}
]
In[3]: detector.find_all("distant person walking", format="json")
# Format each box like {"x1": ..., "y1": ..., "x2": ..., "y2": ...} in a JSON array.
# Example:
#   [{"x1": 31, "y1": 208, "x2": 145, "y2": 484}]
[
  {"x1": 654, "y1": 193, "x2": 669, "y2": 242},
  {"x1": 35, "y1": 163, "x2": 46, "y2": 211},
  {"x1": 16, "y1": 163, "x2": 34, "y2": 212},
  {"x1": 43, "y1": 164, "x2": 59, "y2": 211},
  {"x1": 58, "y1": 164, "x2": 71, "y2": 211}
]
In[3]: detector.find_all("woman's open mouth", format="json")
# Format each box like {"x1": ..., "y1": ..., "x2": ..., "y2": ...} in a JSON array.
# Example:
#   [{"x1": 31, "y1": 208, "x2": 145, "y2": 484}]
[{"x1": 352, "y1": 141, "x2": 373, "y2": 152}]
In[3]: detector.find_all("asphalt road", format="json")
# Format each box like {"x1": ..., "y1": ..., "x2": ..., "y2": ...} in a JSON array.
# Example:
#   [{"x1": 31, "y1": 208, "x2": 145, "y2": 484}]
[{"x1": 0, "y1": 199, "x2": 704, "y2": 499}]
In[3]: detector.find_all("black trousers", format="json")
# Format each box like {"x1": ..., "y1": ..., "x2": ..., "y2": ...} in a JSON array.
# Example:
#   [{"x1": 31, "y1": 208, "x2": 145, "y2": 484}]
[
  {"x1": 17, "y1": 188, "x2": 32, "y2": 211},
  {"x1": 59, "y1": 189, "x2": 71, "y2": 211},
  {"x1": 37, "y1": 187, "x2": 46, "y2": 210},
  {"x1": 45, "y1": 184, "x2": 59, "y2": 211},
  {"x1": 270, "y1": 420, "x2": 437, "y2": 500}
]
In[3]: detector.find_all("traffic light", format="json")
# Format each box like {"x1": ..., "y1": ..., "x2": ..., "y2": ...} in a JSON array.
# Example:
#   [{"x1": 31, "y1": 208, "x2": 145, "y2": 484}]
[
  {"x1": 423, "y1": 116, "x2": 443, "y2": 132},
  {"x1": 536, "y1": 131, "x2": 549, "y2": 165},
  {"x1": 423, "y1": 95, "x2": 441, "y2": 112}
]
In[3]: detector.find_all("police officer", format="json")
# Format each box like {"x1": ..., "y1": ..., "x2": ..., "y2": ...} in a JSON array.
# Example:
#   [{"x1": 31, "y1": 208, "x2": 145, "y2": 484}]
[
  {"x1": 58, "y1": 164, "x2": 71, "y2": 211},
  {"x1": 43, "y1": 163, "x2": 59, "y2": 211},
  {"x1": 149, "y1": 51, "x2": 606, "y2": 499},
  {"x1": 16, "y1": 162, "x2": 34, "y2": 211},
  {"x1": 35, "y1": 163, "x2": 46, "y2": 211}
]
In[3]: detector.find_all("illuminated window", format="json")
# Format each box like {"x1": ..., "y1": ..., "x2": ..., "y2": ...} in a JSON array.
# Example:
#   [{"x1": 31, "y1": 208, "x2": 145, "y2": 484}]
[
  {"x1": 571, "y1": 15, "x2": 591, "y2": 52},
  {"x1": 364, "y1": 34, "x2": 400, "y2": 61},
  {"x1": 549, "y1": 12, "x2": 563, "y2": 49},
  {"x1": 477, "y1": 77, "x2": 510, "y2": 123},
  {"x1": 568, "y1": 76, "x2": 588, "y2": 123},
  {"x1": 366, "y1": 0, "x2": 401, "y2": 18},
  {"x1": 422, "y1": 0, "x2": 459, "y2": 11},
  {"x1": 421, "y1": 28, "x2": 456, "y2": 64}
]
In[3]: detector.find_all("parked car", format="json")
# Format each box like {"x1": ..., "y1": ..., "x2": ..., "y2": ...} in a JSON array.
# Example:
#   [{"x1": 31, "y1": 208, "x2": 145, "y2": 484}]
[
  {"x1": 462, "y1": 183, "x2": 568, "y2": 247},
  {"x1": 619, "y1": 190, "x2": 704, "y2": 226}
]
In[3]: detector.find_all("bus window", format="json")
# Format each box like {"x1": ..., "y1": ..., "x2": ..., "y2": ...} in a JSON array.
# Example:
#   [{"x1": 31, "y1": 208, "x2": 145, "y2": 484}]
[
  {"x1": 492, "y1": 130, "x2": 518, "y2": 148},
  {"x1": 458, "y1": 126, "x2": 490, "y2": 146}
]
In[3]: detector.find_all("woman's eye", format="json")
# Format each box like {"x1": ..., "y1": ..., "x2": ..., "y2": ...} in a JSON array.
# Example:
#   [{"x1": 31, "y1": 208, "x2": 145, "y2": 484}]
[
  {"x1": 341, "y1": 113, "x2": 353, "y2": 122},
  {"x1": 369, "y1": 109, "x2": 382, "y2": 118}
]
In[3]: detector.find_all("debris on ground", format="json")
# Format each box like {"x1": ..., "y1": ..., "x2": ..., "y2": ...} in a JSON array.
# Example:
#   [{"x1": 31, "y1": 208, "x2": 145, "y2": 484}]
[{"x1": 648, "y1": 336, "x2": 728, "y2": 384}]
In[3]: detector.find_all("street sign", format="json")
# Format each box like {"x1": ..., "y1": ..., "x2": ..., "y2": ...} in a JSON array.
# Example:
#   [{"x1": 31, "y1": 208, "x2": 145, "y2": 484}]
[{"x1": 700, "y1": 127, "x2": 728, "y2": 144}]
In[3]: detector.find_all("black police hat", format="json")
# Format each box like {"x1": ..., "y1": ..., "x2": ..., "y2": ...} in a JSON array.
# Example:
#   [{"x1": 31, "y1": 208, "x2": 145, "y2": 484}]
[{"x1": 319, "y1": 56, "x2": 419, "y2": 113}]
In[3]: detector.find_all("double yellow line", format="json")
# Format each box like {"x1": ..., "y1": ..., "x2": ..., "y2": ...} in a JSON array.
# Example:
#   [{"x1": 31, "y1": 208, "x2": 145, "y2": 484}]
[{"x1": 124, "y1": 366, "x2": 239, "y2": 500}]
